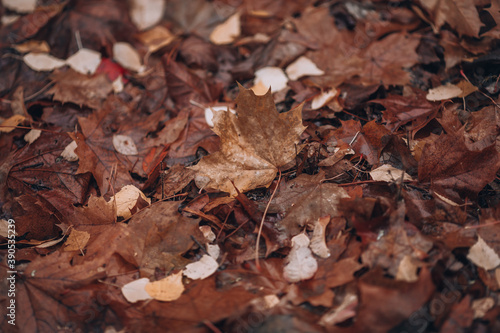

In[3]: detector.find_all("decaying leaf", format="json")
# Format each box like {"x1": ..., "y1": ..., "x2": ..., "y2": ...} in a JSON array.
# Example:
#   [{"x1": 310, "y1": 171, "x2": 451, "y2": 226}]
[
  {"x1": 0, "y1": 115, "x2": 25, "y2": 133},
  {"x1": 145, "y1": 271, "x2": 185, "y2": 302},
  {"x1": 63, "y1": 229, "x2": 90, "y2": 252},
  {"x1": 183, "y1": 255, "x2": 219, "y2": 280},
  {"x1": 191, "y1": 84, "x2": 306, "y2": 195},
  {"x1": 122, "y1": 278, "x2": 153, "y2": 303},
  {"x1": 467, "y1": 236, "x2": 500, "y2": 271},
  {"x1": 110, "y1": 185, "x2": 150, "y2": 219},
  {"x1": 283, "y1": 233, "x2": 318, "y2": 283}
]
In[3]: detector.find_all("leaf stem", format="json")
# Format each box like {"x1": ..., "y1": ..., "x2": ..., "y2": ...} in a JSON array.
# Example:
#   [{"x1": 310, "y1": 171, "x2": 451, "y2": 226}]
[{"x1": 255, "y1": 169, "x2": 282, "y2": 270}]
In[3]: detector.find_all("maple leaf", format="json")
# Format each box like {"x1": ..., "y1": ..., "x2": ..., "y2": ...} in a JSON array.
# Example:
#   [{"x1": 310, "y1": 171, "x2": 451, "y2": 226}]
[{"x1": 191, "y1": 84, "x2": 306, "y2": 195}]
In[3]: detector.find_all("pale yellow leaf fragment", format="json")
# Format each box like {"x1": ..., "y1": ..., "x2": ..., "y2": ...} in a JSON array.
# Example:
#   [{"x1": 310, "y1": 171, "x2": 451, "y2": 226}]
[
  {"x1": 110, "y1": 185, "x2": 151, "y2": 219},
  {"x1": 310, "y1": 216, "x2": 330, "y2": 258},
  {"x1": 23, "y1": 53, "x2": 66, "y2": 71},
  {"x1": 113, "y1": 42, "x2": 145, "y2": 73},
  {"x1": 61, "y1": 140, "x2": 79, "y2": 162},
  {"x1": 370, "y1": 164, "x2": 413, "y2": 182},
  {"x1": 286, "y1": 56, "x2": 325, "y2": 81},
  {"x1": 426, "y1": 83, "x2": 462, "y2": 101},
  {"x1": 467, "y1": 236, "x2": 500, "y2": 270},
  {"x1": 64, "y1": 229, "x2": 90, "y2": 251},
  {"x1": 13, "y1": 40, "x2": 50, "y2": 53},
  {"x1": 210, "y1": 12, "x2": 241, "y2": 45},
  {"x1": 130, "y1": 0, "x2": 165, "y2": 31},
  {"x1": 24, "y1": 129, "x2": 41, "y2": 144},
  {"x1": 395, "y1": 255, "x2": 419, "y2": 282},
  {"x1": 145, "y1": 271, "x2": 185, "y2": 302},
  {"x1": 311, "y1": 89, "x2": 338, "y2": 110},
  {"x1": 66, "y1": 48, "x2": 101, "y2": 75},
  {"x1": 0, "y1": 115, "x2": 25, "y2": 133},
  {"x1": 113, "y1": 134, "x2": 138, "y2": 156},
  {"x1": 252, "y1": 67, "x2": 288, "y2": 94},
  {"x1": 2, "y1": 0, "x2": 37, "y2": 13},
  {"x1": 183, "y1": 255, "x2": 218, "y2": 280}
]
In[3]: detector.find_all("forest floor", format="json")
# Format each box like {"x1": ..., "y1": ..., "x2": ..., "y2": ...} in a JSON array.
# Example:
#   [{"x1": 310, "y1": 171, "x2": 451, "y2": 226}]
[{"x1": 1, "y1": 0, "x2": 500, "y2": 332}]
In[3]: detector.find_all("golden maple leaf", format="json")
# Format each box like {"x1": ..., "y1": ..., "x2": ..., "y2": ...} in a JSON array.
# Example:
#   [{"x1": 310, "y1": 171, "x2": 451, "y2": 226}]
[{"x1": 191, "y1": 84, "x2": 306, "y2": 195}]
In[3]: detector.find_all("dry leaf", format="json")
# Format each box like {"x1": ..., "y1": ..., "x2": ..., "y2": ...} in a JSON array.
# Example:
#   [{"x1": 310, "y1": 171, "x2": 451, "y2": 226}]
[
  {"x1": 191, "y1": 84, "x2": 306, "y2": 195},
  {"x1": 209, "y1": 12, "x2": 240, "y2": 45},
  {"x1": 310, "y1": 216, "x2": 330, "y2": 258},
  {"x1": 370, "y1": 164, "x2": 413, "y2": 182},
  {"x1": 63, "y1": 229, "x2": 90, "y2": 251},
  {"x1": 286, "y1": 56, "x2": 325, "y2": 81},
  {"x1": 252, "y1": 67, "x2": 288, "y2": 94},
  {"x1": 283, "y1": 233, "x2": 318, "y2": 283},
  {"x1": 113, "y1": 42, "x2": 145, "y2": 73},
  {"x1": 122, "y1": 278, "x2": 153, "y2": 303},
  {"x1": 13, "y1": 40, "x2": 50, "y2": 53},
  {"x1": 3, "y1": 0, "x2": 37, "y2": 13},
  {"x1": 0, "y1": 115, "x2": 25, "y2": 133},
  {"x1": 48, "y1": 69, "x2": 113, "y2": 109},
  {"x1": 129, "y1": 0, "x2": 165, "y2": 31},
  {"x1": 426, "y1": 83, "x2": 462, "y2": 101},
  {"x1": 65, "y1": 48, "x2": 101, "y2": 75},
  {"x1": 23, "y1": 52, "x2": 66, "y2": 71},
  {"x1": 24, "y1": 129, "x2": 41, "y2": 144},
  {"x1": 311, "y1": 89, "x2": 337, "y2": 110},
  {"x1": 137, "y1": 26, "x2": 176, "y2": 53},
  {"x1": 183, "y1": 254, "x2": 219, "y2": 280},
  {"x1": 61, "y1": 140, "x2": 78, "y2": 162},
  {"x1": 111, "y1": 185, "x2": 151, "y2": 219},
  {"x1": 145, "y1": 271, "x2": 185, "y2": 302},
  {"x1": 112, "y1": 134, "x2": 138, "y2": 156},
  {"x1": 467, "y1": 236, "x2": 500, "y2": 270},
  {"x1": 205, "y1": 106, "x2": 235, "y2": 127}
]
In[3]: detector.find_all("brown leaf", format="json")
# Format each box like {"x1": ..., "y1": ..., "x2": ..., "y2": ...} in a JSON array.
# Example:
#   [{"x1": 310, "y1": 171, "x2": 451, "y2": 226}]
[
  {"x1": 126, "y1": 201, "x2": 204, "y2": 276},
  {"x1": 191, "y1": 84, "x2": 306, "y2": 195},
  {"x1": 371, "y1": 88, "x2": 440, "y2": 133},
  {"x1": 48, "y1": 69, "x2": 113, "y2": 109},
  {"x1": 272, "y1": 173, "x2": 349, "y2": 236},
  {"x1": 419, "y1": 0, "x2": 483, "y2": 37},
  {"x1": 418, "y1": 131, "x2": 500, "y2": 201}
]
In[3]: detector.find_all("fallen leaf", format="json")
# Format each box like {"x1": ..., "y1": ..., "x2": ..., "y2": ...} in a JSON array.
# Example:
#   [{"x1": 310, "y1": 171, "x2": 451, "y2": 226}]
[
  {"x1": 63, "y1": 229, "x2": 90, "y2": 251},
  {"x1": 0, "y1": 115, "x2": 25, "y2": 133},
  {"x1": 113, "y1": 42, "x2": 145, "y2": 73},
  {"x1": 252, "y1": 67, "x2": 289, "y2": 94},
  {"x1": 23, "y1": 52, "x2": 66, "y2": 71},
  {"x1": 60, "y1": 140, "x2": 78, "y2": 162},
  {"x1": 24, "y1": 129, "x2": 41, "y2": 144},
  {"x1": 183, "y1": 254, "x2": 219, "y2": 280},
  {"x1": 210, "y1": 12, "x2": 241, "y2": 45},
  {"x1": 48, "y1": 69, "x2": 113, "y2": 109},
  {"x1": 110, "y1": 185, "x2": 150, "y2": 219},
  {"x1": 426, "y1": 83, "x2": 463, "y2": 101},
  {"x1": 112, "y1": 134, "x2": 138, "y2": 156},
  {"x1": 122, "y1": 278, "x2": 153, "y2": 303},
  {"x1": 283, "y1": 233, "x2": 318, "y2": 283},
  {"x1": 145, "y1": 271, "x2": 185, "y2": 302},
  {"x1": 65, "y1": 48, "x2": 101, "y2": 75},
  {"x1": 3, "y1": 0, "x2": 37, "y2": 13},
  {"x1": 13, "y1": 40, "x2": 50, "y2": 53},
  {"x1": 310, "y1": 216, "x2": 330, "y2": 258},
  {"x1": 311, "y1": 89, "x2": 338, "y2": 110},
  {"x1": 129, "y1": 0, "x2": 165, "y2": 31},
  {"x1": 285, "y1": 56, "x2": 324, "y2": 81},
  {"x1": 370, "y1": 164, "x2": 413, "y2": 182},
  {"x1": 191, "y1": 84, "x2": 306, "y2": 195},
  {"x1": 467, "y1": 236, "x2": 500, "y2": 271},
  {"x1": 419, "y1": 0, "x2": 483, "y2": 37},
  {"x1": 137, "y1": 26, "x2": 176, "y2": 53}
]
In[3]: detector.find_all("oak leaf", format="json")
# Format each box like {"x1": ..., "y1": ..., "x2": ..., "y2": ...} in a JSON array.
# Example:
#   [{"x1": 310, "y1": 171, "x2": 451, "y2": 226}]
[{"x1": 191, "y1": 84, "x2": 306, "y2": 195}]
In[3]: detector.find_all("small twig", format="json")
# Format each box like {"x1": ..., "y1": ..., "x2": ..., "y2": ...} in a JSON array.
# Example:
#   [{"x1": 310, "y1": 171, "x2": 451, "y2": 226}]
[{"x1": 255, "y1": 169, "x2": 282, "y2": 270}]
